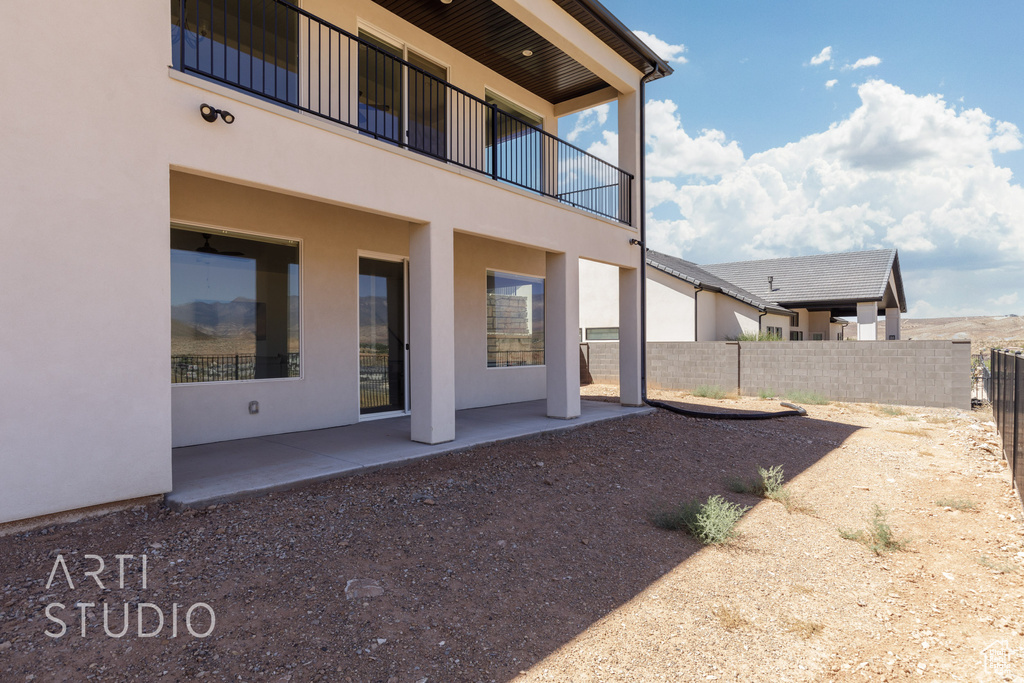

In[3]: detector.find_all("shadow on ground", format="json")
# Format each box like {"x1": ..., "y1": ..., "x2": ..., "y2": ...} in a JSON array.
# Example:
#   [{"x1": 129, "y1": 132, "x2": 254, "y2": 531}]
[{"x1": 0, "y1": 407, "x2": 860, "y2": 682}]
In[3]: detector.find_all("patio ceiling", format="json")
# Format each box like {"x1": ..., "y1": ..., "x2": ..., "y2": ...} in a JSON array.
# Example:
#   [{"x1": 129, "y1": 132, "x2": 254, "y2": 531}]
[{"x1": 369, "y1": 0, "x2": 668, "y2": 104}]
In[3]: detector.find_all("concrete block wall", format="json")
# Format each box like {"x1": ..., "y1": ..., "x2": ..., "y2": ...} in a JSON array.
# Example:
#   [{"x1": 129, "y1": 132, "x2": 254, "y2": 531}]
[
  {"x1": 585, "y1": 342, "x2": 620, "y2": 384},
  {"x1": 648, "y1": 342, "x2": 739, "y2": 393},
  {"x1": 739, "y1": 340, "x2": 972, "y2": 409},
  {"x1": 582, "y1": 340, "x2": 972, "y2": 409}
]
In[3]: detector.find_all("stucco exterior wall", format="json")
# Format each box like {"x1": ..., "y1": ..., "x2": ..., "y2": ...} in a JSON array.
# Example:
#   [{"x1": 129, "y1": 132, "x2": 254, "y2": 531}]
[
  {"x1": 646, "y1": 269, "x2": 694, "y2": 341},
  {"x1": 0, "y1": 2, "x2": 174, "y2": 523},
  {"x1": 714, "y1": 295, "x2": 761, "y2": 340},
  {"x1": 1, "y1": 1, "x2": 646, "y2": 522}
]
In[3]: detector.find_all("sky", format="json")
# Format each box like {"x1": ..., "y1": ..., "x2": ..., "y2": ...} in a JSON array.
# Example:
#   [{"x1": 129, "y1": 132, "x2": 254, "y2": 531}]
[{"x1": 560, "y1": 0, "x2": 1024, "y2": 318}]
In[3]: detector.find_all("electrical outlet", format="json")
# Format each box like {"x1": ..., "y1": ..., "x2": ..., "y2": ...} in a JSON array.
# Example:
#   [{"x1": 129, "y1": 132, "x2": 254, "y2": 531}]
[{"x1": 248, "y1": 401, "x2": 259, "y2": 415}]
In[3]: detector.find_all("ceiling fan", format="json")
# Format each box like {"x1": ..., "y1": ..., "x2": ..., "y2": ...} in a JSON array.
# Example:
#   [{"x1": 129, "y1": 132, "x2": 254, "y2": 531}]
[{"x1": 196, "y1": 233, "x2": 245, "y2": 256}]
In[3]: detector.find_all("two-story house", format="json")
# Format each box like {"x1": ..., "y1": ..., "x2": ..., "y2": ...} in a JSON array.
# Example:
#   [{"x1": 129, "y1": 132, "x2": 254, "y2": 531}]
[{"x1": 0, "y1": 0, "x2": 671, "y2": 523}]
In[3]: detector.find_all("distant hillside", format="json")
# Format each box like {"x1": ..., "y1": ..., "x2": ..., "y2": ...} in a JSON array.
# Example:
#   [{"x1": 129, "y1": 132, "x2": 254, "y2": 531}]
[{"x1": 896, "y1": 315, "x2": 1024, "y2": 356}]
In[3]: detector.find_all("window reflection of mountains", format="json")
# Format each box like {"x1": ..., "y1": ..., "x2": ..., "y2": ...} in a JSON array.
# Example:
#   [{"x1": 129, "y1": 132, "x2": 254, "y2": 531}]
[
  {"x1": 171, "y1": 297, "x2": 299, "y2": 339},
  {"x1": 359, "y1": 295, "x2": 395, "y2": 345}
]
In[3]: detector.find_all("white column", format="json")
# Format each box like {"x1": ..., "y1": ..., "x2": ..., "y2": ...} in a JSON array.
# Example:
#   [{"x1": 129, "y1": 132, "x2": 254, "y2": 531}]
[
  {"x1": 409, "y1": 223, "x2": 455, "y2": 444},
  {"x1": 618, "y1": 266, "x2": 643, "y2": 406},
  {"x1": 856, "y1": 302, "x2": 878, "y2": 342},
  {"x1": 617, "y1": 88, "x2": 641, "y2": 228},
  {"x1": 885, "y1": 307, "x2": 901, "y2": 340},
  {"x1": 546, "y1": 251, "x2": 581, "y2": 419}
]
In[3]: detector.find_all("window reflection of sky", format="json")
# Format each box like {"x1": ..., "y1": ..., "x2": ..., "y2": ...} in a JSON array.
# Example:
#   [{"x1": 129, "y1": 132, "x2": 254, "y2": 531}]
[
  {"x1": 171, "y1": 250, "x2": 256, "y2": 305},
  {"x1": 171, "y1": 252, "x2": 300, "y2": 306}
]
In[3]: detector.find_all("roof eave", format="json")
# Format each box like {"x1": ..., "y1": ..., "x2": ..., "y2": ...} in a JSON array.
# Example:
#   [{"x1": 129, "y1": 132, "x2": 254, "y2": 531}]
[{"x1": 574, "y1": 0, "x2": 673, "y2": 79}]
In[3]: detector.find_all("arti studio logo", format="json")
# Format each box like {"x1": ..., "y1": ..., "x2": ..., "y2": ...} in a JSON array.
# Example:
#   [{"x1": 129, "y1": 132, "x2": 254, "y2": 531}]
[{"x1": 42, "y1": 554, "x2": 215, "y2": 639}]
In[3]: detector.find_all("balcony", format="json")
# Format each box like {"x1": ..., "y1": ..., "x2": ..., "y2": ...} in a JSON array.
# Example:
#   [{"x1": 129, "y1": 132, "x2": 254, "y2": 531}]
[{"x1": 171, "y1": 0, "x2": 633, "y2": 224}]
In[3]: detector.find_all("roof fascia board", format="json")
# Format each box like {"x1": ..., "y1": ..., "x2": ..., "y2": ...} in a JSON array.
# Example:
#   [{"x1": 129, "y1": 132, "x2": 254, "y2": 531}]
[
  {"x1": 492, "y1": 0, "x2": 642, "y2": 93},
  {"x1": 571, "y1": 0, "x2": 672, "y2": 78}
]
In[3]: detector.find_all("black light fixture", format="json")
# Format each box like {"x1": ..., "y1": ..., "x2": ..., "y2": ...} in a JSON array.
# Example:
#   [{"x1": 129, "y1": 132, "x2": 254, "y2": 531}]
[{"x1": 199, "y1": 103, "x2": 234, "y2": 124}]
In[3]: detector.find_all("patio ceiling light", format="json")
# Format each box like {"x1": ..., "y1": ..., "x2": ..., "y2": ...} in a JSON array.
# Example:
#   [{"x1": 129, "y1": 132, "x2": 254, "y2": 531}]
[{"x1": 522, "y1": 49, "x2": 533, "y2": 57}]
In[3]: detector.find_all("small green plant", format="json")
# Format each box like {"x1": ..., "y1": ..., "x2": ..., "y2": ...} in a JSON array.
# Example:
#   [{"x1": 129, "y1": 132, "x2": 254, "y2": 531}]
[
  {"x1": 692, "y1": 385, "x2": 726, "y2": 399},
  {"x1": 651, "y1": 496, "x2": 749, "y2": 545},
  {"x1": 757, "y1": 388, "x2": 777, "y2": 399},
  {"x1": 977, "y1": 555, "x2": 1019, "y2": 574},
  {"x1": 759, "y1": 465, "x2": 785, "y2": 499},
  {"x1": 904, "y1": 414, "x2": 920, "y2": 422},
  {"x1": 733, "y1": 331, "x2": 783, "y2": 341},
  {"x1": 935, "y1": 497, "x2": 977, "y2": 511},
  {"x1": 878, "y1": 405, "x2": 905, "y2": 416},
  {"x1": 783, "y1": 389, "x2": 829, "y2": 405},
  {"x1": 839, "y1": 505, "x2": 912, "y2": 555}
]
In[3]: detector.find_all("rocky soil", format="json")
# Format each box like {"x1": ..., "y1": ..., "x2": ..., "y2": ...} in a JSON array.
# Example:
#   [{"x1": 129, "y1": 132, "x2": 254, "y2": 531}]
[{"x1": 1, "y1": 390, "x2": 1022, "y2": 682}]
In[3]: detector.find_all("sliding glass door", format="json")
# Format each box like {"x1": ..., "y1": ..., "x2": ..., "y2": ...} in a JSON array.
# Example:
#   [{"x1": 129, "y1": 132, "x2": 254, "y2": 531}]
[{"x1": 358, "y1": 257, "x2": 406, "y2": 414}]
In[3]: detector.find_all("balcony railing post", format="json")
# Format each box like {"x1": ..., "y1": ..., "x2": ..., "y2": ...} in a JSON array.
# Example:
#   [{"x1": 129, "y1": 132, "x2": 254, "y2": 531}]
[
  {"x1": 177, "y1": 0, "x2": 186, "y2": 70},
  {"x1": 489, "y1": 104, "x2": 498, "y2": 181}
]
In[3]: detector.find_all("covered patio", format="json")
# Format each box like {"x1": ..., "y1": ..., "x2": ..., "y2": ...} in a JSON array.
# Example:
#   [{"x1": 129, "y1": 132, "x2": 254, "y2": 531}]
[{"x1": 168, "y1": 398, "x2": 653, "y2": 508}]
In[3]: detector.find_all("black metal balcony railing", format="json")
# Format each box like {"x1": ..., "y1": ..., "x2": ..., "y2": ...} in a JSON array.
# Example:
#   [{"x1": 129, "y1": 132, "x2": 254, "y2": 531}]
[
  {"x1": 172, "y1": 353, "x2": 299, "y2": 383},
  {"x1": 171, "y1": 0, "x2": 632, "y2": 224}
]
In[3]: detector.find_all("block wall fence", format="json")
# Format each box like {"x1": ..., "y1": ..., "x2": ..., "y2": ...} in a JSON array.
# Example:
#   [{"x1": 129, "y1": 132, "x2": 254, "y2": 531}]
[{"x1": 585, "y1": 340, "x2": 972, "y2": 410}]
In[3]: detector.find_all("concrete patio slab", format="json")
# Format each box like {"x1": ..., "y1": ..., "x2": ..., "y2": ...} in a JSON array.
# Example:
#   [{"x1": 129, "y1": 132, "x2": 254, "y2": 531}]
[{"x1": 167, "y1": 399, "x2": 653, "y2": 509}]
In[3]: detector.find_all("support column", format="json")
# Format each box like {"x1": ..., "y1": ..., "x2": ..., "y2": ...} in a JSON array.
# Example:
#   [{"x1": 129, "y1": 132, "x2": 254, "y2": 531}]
[
  {"x1": 885, "y1": 307, "x2": 901, "y2": 340},
  {"x1": 546, "y1": 251, "x2": 581, "y2": 419},
  {"x1": 618, "y1": 88, "x2": 641, "y2": 227},
  {"x1": 618, "y1": 266, "x2": 643, "y2": 406},
  {"x1": 409, "y1": 223, "x2": 455, "y2": 444},
  {"x1": 856, "y1": 302, "x2": 878, "y2": 342}
]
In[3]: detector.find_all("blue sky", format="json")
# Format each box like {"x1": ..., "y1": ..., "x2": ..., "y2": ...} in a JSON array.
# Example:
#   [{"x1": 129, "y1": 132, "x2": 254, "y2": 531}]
[{"x1": 562, "y1": 1, "x2": 1024, "y2": 317}]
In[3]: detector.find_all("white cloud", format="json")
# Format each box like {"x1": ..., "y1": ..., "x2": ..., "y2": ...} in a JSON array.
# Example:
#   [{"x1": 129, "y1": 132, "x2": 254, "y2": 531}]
[
  {"x1": 825, "y1": 79, "x2": 838, "y2": 89},
  {"x1": 844, "y1": 55, "x2": 882, "y2": 70},
  {"x1": 633, "y1": 30, "x2": 688, "y2": 65},
  {"x1": 810, "y1": 46, "x2": 832, "y2": 66},
  {"x1": 645, "y1": 79, "x2": 1024, "y2": 316},
  {"x1": 565, "y1": 104, "x2": 610, "y2": 143},
  {"x1": 586, "y1": 130, "x2": 618, "y2": 165},
  {"x1": 644, "y1": 99, "x2": 745, "y2": 178}
]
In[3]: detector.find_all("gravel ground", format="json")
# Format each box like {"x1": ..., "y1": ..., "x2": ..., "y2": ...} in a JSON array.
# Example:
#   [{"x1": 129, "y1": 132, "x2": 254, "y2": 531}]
[{"x1": 1, "y1": 389, "x2": 1022, "y2": 682}]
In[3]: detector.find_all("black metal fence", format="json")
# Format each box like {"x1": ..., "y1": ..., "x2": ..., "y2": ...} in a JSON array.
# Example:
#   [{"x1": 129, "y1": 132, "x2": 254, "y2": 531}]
[
  {"x1": 991, "y1": 350, "x2": 1023, "y2": 509},
  {"x1": 171, "y1": 0, "x2": 632, "y2": 224},
  {"x1": 172, "y1": 353, "x2": 299, "y2": 382},
  {"x1": 359, "y1": 352, "x2": 391, "y2": 410},
  {"x1": 487, "y1": 349, "x2": 545, "y2": 368}
]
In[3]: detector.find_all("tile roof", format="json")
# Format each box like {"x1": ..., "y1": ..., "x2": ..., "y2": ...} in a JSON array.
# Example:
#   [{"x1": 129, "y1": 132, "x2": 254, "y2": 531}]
[
  {"x1": 701, "y1": 249, "x2": 905, "y2": 312},
  {"x1": 645, "y1": 250, "x2": 793, "y2": 315}
]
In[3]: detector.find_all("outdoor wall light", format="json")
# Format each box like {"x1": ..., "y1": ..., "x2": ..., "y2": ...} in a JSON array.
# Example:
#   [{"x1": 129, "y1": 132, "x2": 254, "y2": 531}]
[{"x1": 199, "y1": 103, "x2": 234, "y2": 124}]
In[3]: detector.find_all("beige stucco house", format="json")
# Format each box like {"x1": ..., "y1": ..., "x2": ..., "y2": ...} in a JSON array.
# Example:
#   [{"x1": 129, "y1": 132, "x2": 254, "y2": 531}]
[
  {"x1": 580, "y1": 248, "x2": 905, "y2": 342},
  {"x1": 0, "y1": 0, "x2": 671, "y2": 524}
]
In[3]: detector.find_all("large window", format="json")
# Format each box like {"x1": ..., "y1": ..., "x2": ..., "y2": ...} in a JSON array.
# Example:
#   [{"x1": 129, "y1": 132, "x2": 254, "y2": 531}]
[
  {"x1": 171, "y1": 228, "x2": 299, "y2": 383},
  {"x1": 487, "y1": 271, "x2": 544, "y2": 367}
]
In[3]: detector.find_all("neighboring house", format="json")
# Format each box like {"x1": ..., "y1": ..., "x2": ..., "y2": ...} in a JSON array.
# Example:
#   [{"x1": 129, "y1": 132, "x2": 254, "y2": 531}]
[
  {"x1": 1, "y1": 1, "x2": 671, "y2": 524},
  {"x1": 579, "y1": 248, "x2": 905, "y2": 342}
]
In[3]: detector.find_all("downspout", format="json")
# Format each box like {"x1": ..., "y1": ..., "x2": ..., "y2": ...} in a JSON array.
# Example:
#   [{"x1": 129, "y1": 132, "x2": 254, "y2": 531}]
[
  {"x1": 637, "y1": 73, "x2": 803, "y2": 419},
  {"x1": 693, "y1": 285, "x2": 704, "y2": 341},
  {"x1": 758, "y1": 310, "x2": 766, "y2": 333}
]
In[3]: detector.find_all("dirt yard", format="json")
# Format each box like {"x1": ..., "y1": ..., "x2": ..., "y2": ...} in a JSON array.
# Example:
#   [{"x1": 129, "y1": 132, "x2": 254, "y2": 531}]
[{"x1": 1, "y1": 388, "x2": 1022, "y2": 682}]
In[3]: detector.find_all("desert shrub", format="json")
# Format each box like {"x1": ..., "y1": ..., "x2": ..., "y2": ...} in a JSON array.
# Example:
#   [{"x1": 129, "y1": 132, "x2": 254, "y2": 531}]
[
  {"x1": 935, "y1": 497, "x2": 977, "y2": 511},
  {"x1": 878, "y1": 405, "x2": 904, "y2": 416},
  {"x1": 651, "y1": 496, "x2": 749, "y2": 545},
  {"x1": 783, "y1": 389, "x2": 829, "y2": 405},
  {"x1": 692, "y1": 385, "x2": 726, "y2": 399},
  {"x1": 757, "y1": 388, "x2": 777, "y2": 399},
  {"x1": 839, "y1": 505, "x2": 911, "y2": 555},
  {"x1": 732, "y1": 331, "x2": 783, "y2": 341}
]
